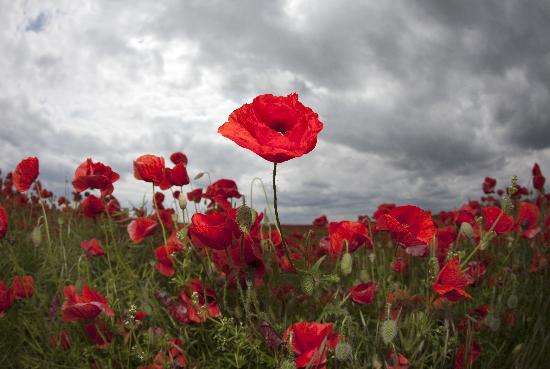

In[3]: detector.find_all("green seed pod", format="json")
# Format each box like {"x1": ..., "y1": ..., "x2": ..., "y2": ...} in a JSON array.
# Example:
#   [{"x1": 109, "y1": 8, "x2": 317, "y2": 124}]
[
  {"x1": 381, "y1": 319, "x2": 398, "y2": 344},
  {"x1": 177, "y1": 192, "x2": 187, "y2": 210},
  {"x1": 341, "y1": 252, "x2": 353, "y2": 276},
  {"x1": 236, "y1": 205, "x2": 253, "y2": 234},
  {"x1": 301, "y1": 274, "x2": 315, "y2": 296},
  {"x1": 31, "y1": 225, "x2": 42, "y2": 247},
  {"x1": 322, "y1": 274, "x2": 341, "y2": 284},
  {"x1": 459, "y1": 222, "x2": 474, "y2": 239},
  {"x1": 507, "y1": 294, "x2": 518, "y2": 309},
  {"x1": 335, "y1": 342, "x2": 353, "y2": 361},
  {"x1": 279, "y1": 359, "x2": 296, "y2": 369}
]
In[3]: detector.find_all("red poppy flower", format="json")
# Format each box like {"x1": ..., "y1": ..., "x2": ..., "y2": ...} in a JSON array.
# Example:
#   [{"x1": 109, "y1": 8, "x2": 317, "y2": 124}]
[
  {"x1": 149, "y1": 208, "x2": 175, "y2": 231},
  {"x1": 376, "y1": 205, "x2": 435, "y2": 255},
  {"x1": 154, "y1": 191, "x2": 165, "y2": 210},
  {"x1": 203, "y1": 179, "x2": 242, "y2": 210},
  {"x1": 532, "y1": 163, "x2": 545, "y2": 191},
  {"x1": 482, "y1": 207, "x2": 514, "y2": 235},
  {"x1": 372, "y1": 203, "x2": 396, "y2": 220},
  {"x1": 72, "y1": 158, "x2": 120, "y2": 196},
  {"x1": 179, "y1": 279, "x2": 221, "y2": 323},
  {"x1": 436, "y1": 226, "x2": 457, "y2": 265},
  {"x1": 11, "y1": 275, "x2": 34, "y2": 299},
  {"x1": 328, "y1": 221, "x2": 372, "y2": 257},
  {"x1": 187, "y1": 188, "x2": 203, "y2": 203},
  {"x1": 128, "y1": 217, "x2": 158, "y2": 243},
  {"x1": 169, "y1": 163, "x2": 190, "y2": 186},
  {"x1": 133, "y1": 154, "x2": 165, "y2": 186},
  {"x1": 454, "y1": 339, "x2": 480, "y2": 369},
  {"x1": 154, "y1": 239, "x2": 183, "y2": 277},
  {"x1": 61, "y1": 284, "x2": 114, "y2": 322},
  {"x1": 80, "y1": 194, "x2": 104, "y2": 218},
  {"x1": 313, "y1": 215, "x2": 328, "y2": 227},
  {"x1": 350, "y1": 281, "x2": 378, "y2": 305},
  {"x1": 432, "y1": 258, "x2": 472, "y2": 302},
  {"x1": 282, "y1": 322, "x2": 340, "y2": 369},
  {"x1": 170, "y1": 151, "x2": 188, "y2": 165},
  {"x1": 464, "y1": 261, "x2": 487, "y2": 285},
  {"x1": 105, "y1": 197, "x2": 121, "y2": 216},
  {"x1": 515, "y1": 202, "x2": 540, "y2": 239},
  {"x1": 218, "y1": 93, "x2": 324, "y2": 163},
  {"x1": 188, "y1": 212, "x2": 236, "y2": 250},
  {"x1": 81, "y1": 239, "x2": 106, "y2": 257},
  {"x1": 482, "y1": 177, "x2": 496, "y2": 194},
  {"x1": 0, "y1": 205, "x2": 7, "y2": 240},
  {"x1": 0, "y1": 281, "x2": 14, "y2": 318},
  {"x1": 13, "y1": 156, "x2": 39, "y2": 192},
  {"x1": 386, "y1": 353, "x2": 410, "y2": 369},
  {"x1": 84, "y1": 320, "x2": 112, "y2": 349},
  {"x1": 391, "y1": 257, "x2": 409, "y2": 273}
]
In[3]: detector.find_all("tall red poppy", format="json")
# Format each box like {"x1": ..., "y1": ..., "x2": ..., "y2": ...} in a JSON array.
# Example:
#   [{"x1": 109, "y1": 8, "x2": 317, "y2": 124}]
[
  {"x1": 328, "y1": 221, "x2": 372, "y2": 257},
  {"x1": 80, "y1": 239, "x2": 106, "y2": 257},
  {"x1": 72, "y1": 158, "x2": 120, "y2": 196},
  {"x1": 61, "y1": 284, "x2": 114, "y2": 322},
  {"x1": 376, "y1": 205, "x2": 435, "y2": 255},
  {"x1": 188, "y1": 212, "x2": 236, "y2": 250},
  {"x1": 282, "y1": 322, "x2": 340, "y2": 369},
  {"x1": 432, "y1": 258, "x2": 472, "y2": 302},
  {"x1": 218, "y1": 93, "x2": 324, "y2": 163},
  {"x1": 133, "y1": 154, "x2": 165, "y2": 186},
  {"x1": 0, "y1": 205, "x2": 7, "y2": 240},
  {"x1": 127, "y1": 217, "x2": 158, "y2": 243},
  {"x1": 13, "y1": 156, "x2": 39, "y2": 192},
  {"x1": 482, "y1": 207, "x2": 514, "y2": 235}
]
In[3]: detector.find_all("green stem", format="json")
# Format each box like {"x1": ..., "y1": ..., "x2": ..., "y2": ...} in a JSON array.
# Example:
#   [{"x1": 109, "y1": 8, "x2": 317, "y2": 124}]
[{"x1": 272, "y1": 163, "x2": 295, "y2": 270}]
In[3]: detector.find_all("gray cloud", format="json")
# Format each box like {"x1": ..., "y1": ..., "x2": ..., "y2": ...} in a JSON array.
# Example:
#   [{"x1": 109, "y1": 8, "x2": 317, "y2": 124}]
[{"x1": 0, "y1": 0, "x2": 549, "y2": 223}]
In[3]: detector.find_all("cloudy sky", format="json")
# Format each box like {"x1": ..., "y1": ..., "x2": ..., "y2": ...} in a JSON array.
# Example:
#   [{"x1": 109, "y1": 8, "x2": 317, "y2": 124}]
[{"x1": 1, "y1": 0, "x2": 549, "y2": 223}]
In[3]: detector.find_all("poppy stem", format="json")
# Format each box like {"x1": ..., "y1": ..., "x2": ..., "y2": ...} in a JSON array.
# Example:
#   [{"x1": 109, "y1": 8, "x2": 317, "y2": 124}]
[
  {"x1": 152, "y1": 184, "x2": 168, "y2": 247},
  {"x1": 272, "y1": 163, "x2": 295, "y2": 270}
]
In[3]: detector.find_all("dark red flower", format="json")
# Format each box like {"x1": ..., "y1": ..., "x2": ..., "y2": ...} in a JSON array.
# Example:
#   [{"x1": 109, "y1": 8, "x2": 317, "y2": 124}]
[
  {"x1": 13, "y1": 156, "x2": 39, "y2": 192},
  {"x1": 482, "y1": 177, "x2": 497, "y2": 194},
  {"x1": 154, "y1": 235, "x2": 184, "y2": 277},
  {"x1": 81, "y1": 239, "x2": 106, "y2": 257},
  {"x1": 0, "y1": 205, "x2": 7, "y2": 240},
  {"x1": 61, "y1": 284, "x2": 114, "y2": 322},
  {"x1": 105, "y1": 197, "x2": 121, "y2": 216},
  {"x1": 179, "y1": 279, "x2": 221, "y2": 323},
  {"x1": 391, "y1": 257, "x2": 409, "y2": 273},
  {"x1": 218, "y1": 93, "x2": 324, "y2": 163},
  {"x1": 328, "y1": 221, "x2": 372, "y2": 257},
  {"x1": 515, "y1": 202, "x2": 540, "y2": 239},
  {"x1": 454, "y1": 339, "x2": 481, "y2": 369},
  {"x1": 203, "y1": 179, "x2": 242, "y2": 210},
  {"x1": 188, "y1": 212, "x2": 236, "y2": 250},
  {"x1": 432, "y1": 258, "x2": 472, "y2": 302},
  {"x1": 313, "y1": 215, "x2": 328, "y2": 227},
  {"x1": 170, "y1": 151, "x2": 188, "y2": 165},
  {"x1": 386, "y1": 353, "x2": 410, "y2": 369},
  {"x1": 282, "y1": 322, "x2": 339, "y2": 369},
  {"x1": 127, "y1": 217, "x2": 158, "y2": 243},
  {"x1": 532, "y1": 163, "x2": 545, "y2": 191},
  {"x1": 350, "y1": 281, "x2": 378, "y2": 305},
  {"x1": 0, "y1": 281, "x2": 14, "y2": 318},
  {"x1": 72, "y1": 158, "x2": 119, "y2": 196},
  {"x1": 436, "y1": 226, "x2": 457, "y2": 265},
  {"x1": 377, "y1": 205, "x2": 435, "y2": 255},
  {"x1": 133, "y1": 154, "x2": 165, "y2": 186},
  {"x1": 11, "y1": 275, "x2": 34, "y2": 299},
  {"x1": 169, "y1": 163, "x2": 190, "y2": 186},
  {"x1": 154, "y1": 191, "x2": 165, "y2": 209},
  {"x1": 464, "y1": 261, "x2": 487, "y2": 285},
  {"x1": 187, "y1": 188, "x2": 203, "y2": 203},
  {"x1": 80, "y1": 194, "x2": 104, "y2": 218},
  {"x1": 84, "y1": 320, "x2": 112, "y2": 349},
  {"x1": 482, "y1": 207, "x2": 514, "y2": 235}
]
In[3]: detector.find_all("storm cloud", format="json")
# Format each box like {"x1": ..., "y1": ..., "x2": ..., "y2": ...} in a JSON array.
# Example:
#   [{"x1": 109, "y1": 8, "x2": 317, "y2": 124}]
[{"x1": 1, "y1": 0, "x2": 549, "y2": 223}]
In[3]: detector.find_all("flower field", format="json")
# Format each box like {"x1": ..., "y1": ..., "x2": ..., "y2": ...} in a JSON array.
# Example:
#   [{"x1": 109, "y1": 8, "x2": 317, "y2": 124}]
[{"x1": 1, "y1": 93, "x2": 549, "y2": 368}]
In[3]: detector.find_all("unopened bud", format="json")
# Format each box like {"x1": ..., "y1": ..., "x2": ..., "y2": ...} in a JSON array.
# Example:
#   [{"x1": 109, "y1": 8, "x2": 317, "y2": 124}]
[
  {"x1": 177, "y1": 192, "x2": 187, "y2": 210},
  {"x1": 301, "y1": 274, "x2": 315, "y2": 296},
  {"x1": 335, "y1": 342, "x2": 353, "y2": 361},
  {"x1": 381, "y1": 319, "x2": 398, "y2": 344},
  {"x1": 31, "y1": 225, "x2": 42, "y2": 247},
  {"x1": 459, "y1": 222, "x2": 474, "y2": 239},
  {"x1": 341, "y1": 252, "x2": 353, "y2": 276}
]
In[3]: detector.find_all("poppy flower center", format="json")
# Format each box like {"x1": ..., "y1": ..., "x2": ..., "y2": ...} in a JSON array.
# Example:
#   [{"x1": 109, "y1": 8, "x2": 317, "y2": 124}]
[{"x1": 266, "y1": 119, "x2": 292, "y2": 135}]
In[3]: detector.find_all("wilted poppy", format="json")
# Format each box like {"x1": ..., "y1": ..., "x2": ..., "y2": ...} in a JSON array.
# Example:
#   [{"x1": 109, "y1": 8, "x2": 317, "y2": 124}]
[
  {"x1": 282, "y1": 322, "x2": 339, "y2": 369},
  {"x1": 128, "y1": 217, "x2": 158, "y2": 243},
  {"x1": 80, "y1": 194, "x2": 104, "y2": 219},
  {"x1": 0, "y1": 205, "x2": 7, "y2": 240},
  {"x1": 61, "y1": 284, "x2": 114, "y2": 322},
  {"x1": 81, "y1": 239, "x2": 106, "y2": 257},
  {"x1": 133, "y1": 154, "x2": 165, "y2": 186},
  {"x1": 328, "y1": 221, "x2": 372, "y2": 257},
  {"x1": 13, "y1": 156, "x2": 39, "y2": 192},
  {"x1": 350, "y1": 281, "x2": 378, "y2": 305},
  {"x1": 218, "y1": 93, "x2": 324, "y2": 163},
  {"x1": 188, "y1": 212, "x2": 236, "y2": 250},
  {"x1": 203, "y1": 179, "x2": 241, "y2": 210},
  {"x1": 84, "y1": 320, "x2": 112, "y2": 349},
  {"x1": 377, "y1": 205, "x2": 435, "y2": 255},
  {"x1": 187, "y1": 188, "x2": 203, "y2": 203},
  {"x1": 482, "y1": 177, "x2": 496, "y2": 194},
  {"x1": 432, "y1": 258, "x2": 472, "y2": 302},
  {"x1": 11, "y1": 275, "x2": 34, "y2": 299},
  {"x1": 482, "y1": 207, "x2": 514, "y2": 235},
  {"x1": 72, "y1": 158, "x2": 119, "y2": 196},
  {"x1": 532, "y1": 163, "x2": 545, "y2": 191}
]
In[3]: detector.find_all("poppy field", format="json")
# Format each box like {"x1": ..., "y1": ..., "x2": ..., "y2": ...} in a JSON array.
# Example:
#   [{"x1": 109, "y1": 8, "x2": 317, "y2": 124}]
[{"x1": 1, "y1": 93, "x2": 550, "y2": 368}]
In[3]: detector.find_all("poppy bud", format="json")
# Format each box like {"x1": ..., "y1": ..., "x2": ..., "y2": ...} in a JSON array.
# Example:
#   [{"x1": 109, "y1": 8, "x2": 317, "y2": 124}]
[
  {"x1": 381, "y1": 319, "x2": 398, "y2": 344},
  {"x1": 279, "y1": 360, "x2": 295, "y2": 369},
  {"x1": 178, "y1": 192, "x2": 187, "y2": 210},
  {"x1": 236, "y1": 205, "x2": 253, "y2": 234},
  {"x1": 31, "y1": 225, "x2": 42, "y2": 247},
  {"x1": 341, "y1": 252, "x2": 353, "y2": 276},
  {"x1": 335, "y1": 342, "x2": 353, "y2": 361},
  {"x1": 359, "y1": 269, "x2": 370, "y2": 283},
  {"x1": 459, "y1": 222, "x2": 474, "y2": 239},
  {"x1": 301, "y1": 274, "x2": 315, "y2": 296}
]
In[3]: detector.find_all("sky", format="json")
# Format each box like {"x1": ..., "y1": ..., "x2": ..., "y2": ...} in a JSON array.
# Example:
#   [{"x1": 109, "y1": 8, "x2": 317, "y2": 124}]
[{"x1": 1, "y1": 0, "x2": 549, "y2": 223}]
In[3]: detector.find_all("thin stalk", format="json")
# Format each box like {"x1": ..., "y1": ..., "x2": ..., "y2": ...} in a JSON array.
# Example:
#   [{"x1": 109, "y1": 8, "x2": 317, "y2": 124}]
[{"x1": 272, "y1": 163, "x2": 295, "y2": 270}]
